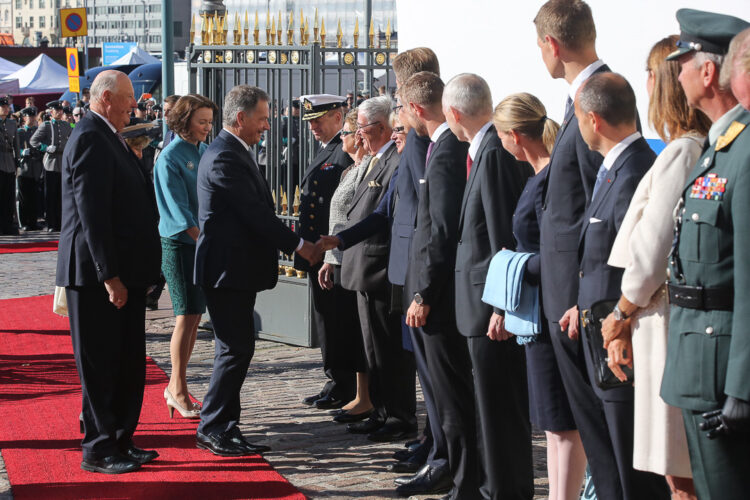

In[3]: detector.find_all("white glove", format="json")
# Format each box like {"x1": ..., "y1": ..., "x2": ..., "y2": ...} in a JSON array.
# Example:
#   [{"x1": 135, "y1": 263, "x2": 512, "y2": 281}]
[{"x1": 46, "y1": 145, "x2": 57, "y2": 154}]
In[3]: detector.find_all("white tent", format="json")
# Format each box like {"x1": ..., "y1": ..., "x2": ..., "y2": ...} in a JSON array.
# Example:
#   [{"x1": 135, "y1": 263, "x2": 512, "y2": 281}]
[
  {"x1": 1, "y1": 54, "x2": 69, "y2": 93},
  {"x1": 0, "y1": 57, "x2": 22, "y2": 78},
  {"x1": 110, "y1": 46, "x2": 160, "y2": 66}
]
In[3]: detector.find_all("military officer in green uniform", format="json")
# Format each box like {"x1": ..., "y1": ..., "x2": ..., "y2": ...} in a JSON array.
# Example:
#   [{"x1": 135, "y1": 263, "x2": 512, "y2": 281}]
[
  {"x1": 15, "y1": 106, "x2": 43, "y2": 231},
  {"x1": 661, "y1": 9, "x2": 750, "y2": 500},
  {"x1": 0, "y1": 95, "x2": 18, "y2": 234}
]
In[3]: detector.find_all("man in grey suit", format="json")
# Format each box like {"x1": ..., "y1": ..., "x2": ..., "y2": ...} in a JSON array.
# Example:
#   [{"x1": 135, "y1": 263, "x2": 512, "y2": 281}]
[{"x1": 339, "y1": 95, "x2": 417, "y2": 442}]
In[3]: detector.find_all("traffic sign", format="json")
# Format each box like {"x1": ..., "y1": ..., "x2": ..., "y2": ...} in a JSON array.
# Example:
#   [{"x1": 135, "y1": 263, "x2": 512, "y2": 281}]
[
  {"x1": 69, "y1": 76, "x2": 80, "y2": 93},
  {"x1": 60, "y1": 7, "x2": 88, "y2": 38},
  {"x1": 66, "y1": 48, "x2": 79, "y2": 77}
]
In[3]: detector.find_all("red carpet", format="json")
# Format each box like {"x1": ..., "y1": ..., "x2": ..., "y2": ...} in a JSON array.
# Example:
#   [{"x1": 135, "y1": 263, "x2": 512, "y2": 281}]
[
  {"x1": 0, "y1": 241, "x2": 58, "y2": 254},
  {"x1": 0, "y1": 295, "x2": 305, "y2": 500}
]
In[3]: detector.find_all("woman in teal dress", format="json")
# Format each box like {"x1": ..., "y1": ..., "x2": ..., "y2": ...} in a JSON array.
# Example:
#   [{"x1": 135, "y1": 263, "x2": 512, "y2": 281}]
[{"x1": 153, "y1": 94, "x2": 217, "y2": 418}]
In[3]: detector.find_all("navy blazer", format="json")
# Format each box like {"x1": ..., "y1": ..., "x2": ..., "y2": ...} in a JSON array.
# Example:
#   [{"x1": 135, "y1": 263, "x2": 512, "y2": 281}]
[
  {"x1": 454, "y1": 127, "x2": 531, "y2": 337},
  {"x1": 577, "y1": 136, "x2": 655, "y2": 401},
  {"x1": 539, "y1": 65, "x2": 610, "y2": 323},
  {"x1": 194, "y1": 129, "x2": 300, "y2": 292},
  {"x1": 404, "y1": 128, "x2": 467, "y2": 333},
  {"x1": 56, "y1": 112, "x2": 160, "y2": 289},
  {"x1": 294, "y1": 132, "x2": 352, "y2": 271}
]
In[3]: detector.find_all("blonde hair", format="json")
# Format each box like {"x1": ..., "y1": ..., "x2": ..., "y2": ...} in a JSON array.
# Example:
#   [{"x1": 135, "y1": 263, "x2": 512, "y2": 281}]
[
  {"x1": 398, "y1": 71, "x2": 443, "y2": 108},
  {"x1": 534, "y1": 0, "x2": 596, "y2": 50},
  {"x1": 647, "y1": 36, "x2": 710, "y2": 142},
  {"x1": 493, "y1": 92, "x2": 560, "y2": 154},
  {"x1": 393, "y1": 47, "x2": 440, "y2": 84}
]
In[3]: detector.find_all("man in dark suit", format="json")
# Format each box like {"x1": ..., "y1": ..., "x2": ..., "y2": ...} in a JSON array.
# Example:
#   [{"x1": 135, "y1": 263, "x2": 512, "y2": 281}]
[
  {"x1": 194, "y1": 85, "x2": 321, "y2": 457},
  {"x1": 444, "y1": 73, "x2": 533, "y2": 500},
  {"x1": 572, "y1": 73, "x2": 669, "y2": 499},
  {"x1": 0, "y1": 95, "x2": 17, "y2": 235},
  {"x1": 534, "y1": 2, "x2": 626, "y2": 497},
  {"x1": 336, "y1": 95, "x2": 417, "y2": 443},
  {"x1": 398, "y1": 71, "x2": 477, "y2": 500},
  {"x1": 56, "y1": 70, "x2": 161, "y2": 474},
  {"x1": 295, "y1": 94, "x2": 356, "y2": 410}
]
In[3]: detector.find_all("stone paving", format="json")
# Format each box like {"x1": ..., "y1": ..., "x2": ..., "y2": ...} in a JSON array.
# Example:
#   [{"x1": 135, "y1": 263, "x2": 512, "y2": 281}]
[{"x1": 0, "y1": 230, "x2": 550, "y2": 499}]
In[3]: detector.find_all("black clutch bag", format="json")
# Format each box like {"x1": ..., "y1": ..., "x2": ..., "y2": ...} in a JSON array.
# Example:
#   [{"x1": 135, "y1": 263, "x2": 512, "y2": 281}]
[
  {"x1": 389, "y1": 284, "x2": 403, "y2": 315},
  {"x1": 581, "y1": 299, "x2": 634, "y2": 390}
]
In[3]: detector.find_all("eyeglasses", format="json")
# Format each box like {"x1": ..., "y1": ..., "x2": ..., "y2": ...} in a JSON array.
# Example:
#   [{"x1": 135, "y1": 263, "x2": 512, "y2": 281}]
[
  {"x1": 392, "y1": 104, "x2": 403, "y2": 112},
  {"x1": 340, "y1": 130, "x2": 355, "y2": 136},
  {"x1": 356, "y1": 121, "x2": 380, "y2": 131},
  {"x1": 73, "y1": 113, "x2": 82, "y2": 117},
  {"x1": 392, "y1": 126, "x2": 405, "y2": 134}
]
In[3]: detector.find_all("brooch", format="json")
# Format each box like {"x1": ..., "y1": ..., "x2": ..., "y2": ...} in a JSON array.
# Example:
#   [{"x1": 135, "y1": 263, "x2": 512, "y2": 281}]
[{"x1": 186, "y1": 161, "x2": 195, "y2": 170}]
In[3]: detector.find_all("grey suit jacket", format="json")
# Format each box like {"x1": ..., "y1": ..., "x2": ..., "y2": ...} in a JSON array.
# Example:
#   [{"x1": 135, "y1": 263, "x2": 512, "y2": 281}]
[
  {"x1": 340, "y1": 142, "x2": 399, "y2": 292},
  {"x1": 30, "y1": 119, "x2": 72, "y2": 173}
]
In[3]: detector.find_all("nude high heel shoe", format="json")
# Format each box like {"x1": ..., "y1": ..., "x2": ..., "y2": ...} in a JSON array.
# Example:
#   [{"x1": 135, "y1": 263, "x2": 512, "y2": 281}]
[{"x1": 164, "y1": 387, "x2": 200, "y2": 419}]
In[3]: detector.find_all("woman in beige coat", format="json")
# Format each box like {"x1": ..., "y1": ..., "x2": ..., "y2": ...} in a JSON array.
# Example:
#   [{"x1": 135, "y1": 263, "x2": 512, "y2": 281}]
[{"x1": 601, "y1": 36, "x2": 711, "y2": 499}]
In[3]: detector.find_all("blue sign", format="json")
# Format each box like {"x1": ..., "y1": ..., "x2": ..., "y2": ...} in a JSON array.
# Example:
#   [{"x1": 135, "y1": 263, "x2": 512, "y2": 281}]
[{"x1": 102, "y1": 42, "x2": 137, "y2": 65}]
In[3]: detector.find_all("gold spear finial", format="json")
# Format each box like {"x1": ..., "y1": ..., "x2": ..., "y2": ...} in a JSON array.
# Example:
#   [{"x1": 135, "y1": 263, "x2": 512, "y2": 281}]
[
  {"x1": 265, "y1": 9, "x2": 271, "y2": 44},
  {"x1": 253, "y1": 10, "x2": 259, "y2": 45},
  {"x1": 299, "y1": 12, "x2": 305, "y2": 45},
  {"x1": 281, "y1": 189, "x2": 288, "y2": 215},
  {"x1": 320, "y1": 17, "x2": 326, "y2": 46},
  {"x1": 336, "y1": 19, "x2": 343, "y2": 48},
  {"x1": 353, "y1": 17, "x2": 359, "y2": 48},
  {"x1": 207, "y1": 14, "x2": 214, "y2": 44},
  {"x1": 292, "y1": 185, "x2": 301, "y2": 216},
  {"x1": 287, "y1": 10, "x2": 294, "y2": 45},
  {"x1": 277, "y1": 10, "x2": 282, "y2": 45},
  {"x1": 190, "y1": 14, "x2": 195, "y2": 45},
  {"x1": 235, "y1": 12, "x2": 241, "y2": 45},
  {"x1": 313, "y1": 8, "x2": 319, "y2": 44},
  {"x1": 221, "y1": 14, "x2": 228, "y2": 45},
  {"x1": 243, "y1": 10, "x2": 249, "y2": 45},
  {"x1": 270, "y1": 16, "x2": 276, "y2": 45},
  {"x1": 386, "y1": 18, "x2": 391, "y2": 48},
  {"x1": 272, "y1": 189, "x2": 277, "y2": 208},
  {"x1": 304, "y1": 17, "x2": 310, "y2": 45},
  {"x1": 368, "y1": 16, "x2": 374, "y2": 48}
]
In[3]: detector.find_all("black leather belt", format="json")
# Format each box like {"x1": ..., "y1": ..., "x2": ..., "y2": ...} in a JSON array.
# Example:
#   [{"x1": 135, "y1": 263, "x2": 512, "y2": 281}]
[{"x1": 668, "y1": 283, "x2": 733, "y2": 311}]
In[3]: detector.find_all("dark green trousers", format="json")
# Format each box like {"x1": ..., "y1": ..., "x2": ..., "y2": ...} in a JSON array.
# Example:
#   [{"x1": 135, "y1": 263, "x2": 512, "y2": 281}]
[{"x1": 683, "y1": 408, "x2": 750, "y2": 500}]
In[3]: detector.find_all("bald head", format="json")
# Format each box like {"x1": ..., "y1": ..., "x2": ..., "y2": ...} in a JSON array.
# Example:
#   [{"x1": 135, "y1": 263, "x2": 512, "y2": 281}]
[{"x1": 90, "y1": 70, "x2": 136, "y2": 132}]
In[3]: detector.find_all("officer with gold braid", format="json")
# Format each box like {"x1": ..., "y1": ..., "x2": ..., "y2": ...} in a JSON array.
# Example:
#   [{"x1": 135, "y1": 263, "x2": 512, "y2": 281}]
[{"x1": 656, "y1": 9, "x2": 750, "y2": 500}]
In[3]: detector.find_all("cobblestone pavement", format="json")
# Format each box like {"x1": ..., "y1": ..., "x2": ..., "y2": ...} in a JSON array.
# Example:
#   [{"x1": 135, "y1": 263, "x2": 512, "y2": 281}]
[{"x1": 0, "y1": 231, "x2": 550, "y2": 499}]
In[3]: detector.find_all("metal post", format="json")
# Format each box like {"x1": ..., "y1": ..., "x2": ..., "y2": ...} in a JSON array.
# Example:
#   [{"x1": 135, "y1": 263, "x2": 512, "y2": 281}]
[
  {"x1": 83, "y1": 0, "x2": 89, "y2": 70},
  {"x1": 162, "y1": 0, "x2": 174, "y2": 96}
]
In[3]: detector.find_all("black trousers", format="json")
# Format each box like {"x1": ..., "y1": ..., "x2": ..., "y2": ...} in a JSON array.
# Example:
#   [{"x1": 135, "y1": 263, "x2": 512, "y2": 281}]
[
  {"x1": 44, "y1": 170, "x2": 61, "y2": 230},
  {"x1": 16, "y1": 176, "x2": 38, "y2": 228},
  {"x1": 467, "y1": 335, "x2": 533, "y2": 500},
  {"x1": 309, "y1": 264, "x2": 362, "y2": 401},
  {"x1": 408, "y1": 323, "x2": 448, "y2": 469},
  {"x1": 198, "y1": 287, "x2": 256, "y2": 436},
  {"x1": 419, "y1": 326, "x2": 479, "y2": 499},
  {"x1": 0, "y1": 170, "x2": 15, "y2": 232},
  {"x1": 67, "y1": 286, "x2": 147, "y2": 460},
  {"x1": 357, "y1": 289, "x2": 416, "y2": 428}
]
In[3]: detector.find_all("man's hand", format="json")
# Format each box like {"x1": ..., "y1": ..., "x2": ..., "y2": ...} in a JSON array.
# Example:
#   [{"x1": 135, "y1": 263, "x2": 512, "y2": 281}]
[
  {"x1": 486, "y1": 312, "x2": 512, "y2": 341},
  {"x1": 406, "y1": 300, "x2": 431, "y2": 328},
  {"x1": 607, "y1": 337, "x2": 634, "y2": 383},
  {"x1": 701, "y1": 396, "x2": 750, "y2": 439},
  {"x1": 21, "y1": 148, "x2": 30, "y2": 157},
  {"x1": 297, "y1": 239, "x2": 323, "y2": 265},
  {"x1": 560, "y1": 305, "x2": 579, "y2": 340},
  {"x1": 318, "y1": 262, "x2": 334, "y2": 290},
  {"x1": 318, "y1": 235, "x2": 342, "y2": 251},
  {"x1": 104, "y1": 276, "x2": 128, "y2": 309},
  {"x1": 46, "y1": 145, "x2": 57, "y2": 154},
  {"x1": 602, "y1": 312, "x2": 631, "y2": 348}
]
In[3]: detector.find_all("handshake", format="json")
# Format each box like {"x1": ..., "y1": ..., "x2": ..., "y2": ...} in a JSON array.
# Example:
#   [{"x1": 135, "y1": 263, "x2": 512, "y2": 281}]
[{"x1": 295, "y1": 234, "x2": 343, "y2": 267}]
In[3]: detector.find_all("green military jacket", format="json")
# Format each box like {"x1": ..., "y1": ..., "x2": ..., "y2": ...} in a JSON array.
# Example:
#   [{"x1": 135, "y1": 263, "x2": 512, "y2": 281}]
[{"x1": 662, "y1": 108, "x2": 750, "y2": 412}]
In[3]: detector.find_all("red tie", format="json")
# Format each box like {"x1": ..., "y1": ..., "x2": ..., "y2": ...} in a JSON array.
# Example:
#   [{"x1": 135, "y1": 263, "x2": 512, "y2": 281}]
[{"x1": 466, "y1": 153, "x2": 473, "y2": 180}]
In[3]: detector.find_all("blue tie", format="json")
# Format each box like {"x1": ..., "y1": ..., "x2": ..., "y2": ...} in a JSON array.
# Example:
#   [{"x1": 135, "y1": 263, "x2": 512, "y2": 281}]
[{"x1": 591, "y1": 164, "x2": 608, "y2": 201}]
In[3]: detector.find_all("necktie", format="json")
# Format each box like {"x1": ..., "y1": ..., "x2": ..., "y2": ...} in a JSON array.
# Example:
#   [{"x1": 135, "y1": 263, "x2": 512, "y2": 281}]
[
  {"x1": 425, "y1": 142, "x2": 435, "y2": 168},
  {"x1": 365, "y1": 156, "x2": 379, "y2": 177},
  {"x1": 115, "y1": 132, "x2": 129, "y2": 151},
  {"x1": 466, "y1": 153, "x2": 473, "y2": 180},
  {"x1": 591, "y1": 164, "x2": 608, "y2": 201},
  {"x1": 564, "y1": 96, "x2": 573, "y2": 118}
]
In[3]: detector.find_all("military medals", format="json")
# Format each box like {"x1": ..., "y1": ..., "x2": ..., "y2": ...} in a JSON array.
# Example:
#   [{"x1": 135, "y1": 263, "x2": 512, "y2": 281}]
[{"x1": 690, "y1": 173, "x2": 727, "y2": 200}]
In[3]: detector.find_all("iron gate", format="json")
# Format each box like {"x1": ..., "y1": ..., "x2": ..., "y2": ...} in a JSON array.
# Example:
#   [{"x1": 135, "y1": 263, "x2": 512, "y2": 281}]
[{"x1": 185, "y1": 18, "x2": 397, "y2": 346}]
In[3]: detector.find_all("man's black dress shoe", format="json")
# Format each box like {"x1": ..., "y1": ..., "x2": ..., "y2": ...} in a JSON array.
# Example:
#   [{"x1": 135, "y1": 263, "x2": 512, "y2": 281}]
[
  {"x1": 393, "y1": 440, "x2": 428, "y2": 462},
  {"x1": 333, "y1": 409, "x2": 373, "y2": 424},
  {"x1": 387, "y1": 459, "x2": 422, "y2": 474},
  {"x1": 81, "y1": 454, "x2": 140, "y2": 474},
  {"x1": 123, "y1": 446, "x2": 159, "y2": 464},
  {"x1": 196, "y1": 431, "x2": 253, "y2": 456},
  {"x1": 225, "y1": 427, "x2": 271, "y2": 454},
  {"x1": 395, "y1": 463, "x2": 452, "y2": 496},
  {"x1": 346, "y1": 417, "x2": 384, "y2": 434},
  {"x1": 314, "y1": 394, "x2": 345, "y2": 409},
  {"x1": 367, "y1": 424, "x2": 417, "y2": 443},
  {"x1": 302, "y1": 392, "x2": 323, "y2": 406},
  {"x1": 404, "y1": 438, "x2": 421, "y2": 448}
]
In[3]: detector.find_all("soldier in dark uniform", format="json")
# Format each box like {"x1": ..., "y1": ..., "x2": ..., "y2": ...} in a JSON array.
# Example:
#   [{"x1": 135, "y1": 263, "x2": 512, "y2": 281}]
[
  {"x1": 657, "y1": 9, "x2": 750, "y2": 500},
  {"x1": 295, "y1": 94, "x2": 356, "y2": 409},
  {"x1": 16, "y1": 106, "x2": 43, "y2": 231},
  {"x1": 280, "y1": 99, "x2": 301, "y2": 193},
  {"x1": 30, "y1": 100, "x2": 72, "y2": 232},
  {"x1": 0, "y1": 95, "x2": 18, "y2": 234}
]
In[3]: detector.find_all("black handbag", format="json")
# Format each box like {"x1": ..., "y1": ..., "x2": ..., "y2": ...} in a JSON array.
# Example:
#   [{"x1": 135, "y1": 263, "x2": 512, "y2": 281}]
[
  {"x1": 581, "y1": 299, "x2": 634, "y2": 390},
  {"x1": 389, "y1": 284, "x2": 403, "y2": 315}
]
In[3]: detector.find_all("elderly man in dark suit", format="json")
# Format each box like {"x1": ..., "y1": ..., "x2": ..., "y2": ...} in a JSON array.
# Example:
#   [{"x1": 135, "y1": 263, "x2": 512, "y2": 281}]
[
  {"x1": 569, "y1": 72, "x2": 669, "y2": 499},
  {"x1": 335, "y1": 95, "x2": 416, "y2": 443},
  {"x1": 444, "y1": 73, "x2": 533, "y2": 500},
  {"x1": 57, "y1": 70, "x2": 161, "y2": 474},
  {"x1": 194, "y1": 85, "x2": 321, "y2": 457},
  {"x1": 296, "y1": 94, "x2": 356, "y2": 411}
]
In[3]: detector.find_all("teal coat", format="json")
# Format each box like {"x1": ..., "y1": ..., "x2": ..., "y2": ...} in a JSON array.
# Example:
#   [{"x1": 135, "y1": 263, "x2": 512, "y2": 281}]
[{"x1": 662, "y1": 108, "x2": 750, "y2": 412}]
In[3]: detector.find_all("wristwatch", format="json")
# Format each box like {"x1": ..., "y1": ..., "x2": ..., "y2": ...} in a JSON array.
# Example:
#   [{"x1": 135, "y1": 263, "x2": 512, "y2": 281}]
[
  {"x1": 414, "y1": 293, "x2": 424, "y2": 305},
  {"x1": 613, "y1": 303, "x2": 629, "y2": 321}
]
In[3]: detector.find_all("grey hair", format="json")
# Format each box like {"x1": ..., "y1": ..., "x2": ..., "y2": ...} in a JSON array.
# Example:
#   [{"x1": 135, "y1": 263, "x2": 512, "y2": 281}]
[
  {"x1": 443, "y1": 73, "x2": 493, "y2": 116},
  {"x1": 720, "y1": 27, "x2": 750, "y2": 89},
  {"x1": 577, "y1": 72, "x2": 636, "y2": 126},
  {"x1": 222, "y1": 85, "x2": 269, "y2": 127},
  {"x1": 90, "y1": 70, "x2": 125, "y2": 102},
  {"x1": 358, "y1": 95, "x2": 391, "y2": 124},
  {"x1": 693, "y1": 51, "x2": 725, "y2": 78}
]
